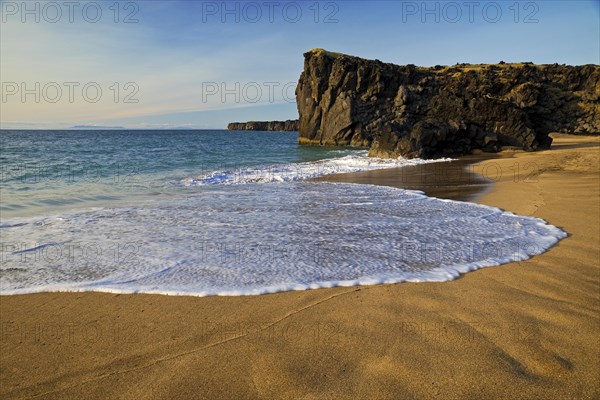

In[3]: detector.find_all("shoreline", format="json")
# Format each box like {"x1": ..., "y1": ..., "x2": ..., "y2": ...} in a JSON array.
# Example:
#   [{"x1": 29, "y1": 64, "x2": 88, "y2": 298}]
[
  {"x1": 313, "y1": 153, "x2": 495, "y2": 202},
  {"x1": 1, "y1": 134, "x2": 598, "y2": 399}
]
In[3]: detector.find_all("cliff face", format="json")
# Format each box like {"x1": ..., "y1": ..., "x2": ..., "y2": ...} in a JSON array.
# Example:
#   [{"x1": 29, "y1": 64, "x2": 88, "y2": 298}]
[
  {"x1": 296, "y1": 49, "x2": 599, "y2": 158},
  {"x1": 227, "y1": 120, "x2": 299, "y2": 131}
]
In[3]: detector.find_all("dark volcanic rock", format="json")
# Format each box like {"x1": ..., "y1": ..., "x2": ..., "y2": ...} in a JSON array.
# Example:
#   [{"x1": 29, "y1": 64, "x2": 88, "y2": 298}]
[
  {"x1": 227, "y1": 120, "x2": 299, "y2": 131},
  {"x1": 296, "y1": 49, "x2": 599, "y2": 158}
]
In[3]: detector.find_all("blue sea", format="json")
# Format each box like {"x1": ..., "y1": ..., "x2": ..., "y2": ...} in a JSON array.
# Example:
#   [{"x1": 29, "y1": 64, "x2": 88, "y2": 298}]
[{"x1": 0, "y1": 130, "x2": 566, "y2": 296}]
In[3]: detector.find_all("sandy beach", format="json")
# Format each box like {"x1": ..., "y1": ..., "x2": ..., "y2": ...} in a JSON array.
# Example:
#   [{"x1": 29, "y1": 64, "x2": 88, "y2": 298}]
[{"x1": 1, "y1": 134, "x2": 598, "y2": 399}]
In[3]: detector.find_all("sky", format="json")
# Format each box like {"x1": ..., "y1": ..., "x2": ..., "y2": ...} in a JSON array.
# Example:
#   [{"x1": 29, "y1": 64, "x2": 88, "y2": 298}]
[{"x1": 1, "y1": 0, "x2": 598, "y2": 129}]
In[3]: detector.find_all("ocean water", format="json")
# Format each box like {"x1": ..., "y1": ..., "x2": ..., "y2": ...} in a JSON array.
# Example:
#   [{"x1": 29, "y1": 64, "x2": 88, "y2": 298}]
[{"x1": 0, "y1": 130, "x2": 566, "y2": 296}]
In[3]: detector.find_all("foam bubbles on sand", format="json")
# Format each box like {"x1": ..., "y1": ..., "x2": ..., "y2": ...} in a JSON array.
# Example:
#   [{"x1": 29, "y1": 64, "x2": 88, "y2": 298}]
[{"x1": 0, "y1": 183, "x2": 566, "y2": 296}]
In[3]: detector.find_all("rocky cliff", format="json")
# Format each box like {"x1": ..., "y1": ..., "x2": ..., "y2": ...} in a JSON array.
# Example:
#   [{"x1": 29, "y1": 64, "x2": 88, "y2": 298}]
[
  {"x1": 227, "y1": 120, "x2": 299, "y2": 131},
  {"x1": 296, "y1": 49, "x2": 599, "y2": 158}
]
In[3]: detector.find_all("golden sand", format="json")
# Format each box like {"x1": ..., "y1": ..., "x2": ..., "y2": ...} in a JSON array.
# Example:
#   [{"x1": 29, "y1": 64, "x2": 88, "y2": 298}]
[{"x1": 1, "y1": 134, "x2": 598, "y2": 399}]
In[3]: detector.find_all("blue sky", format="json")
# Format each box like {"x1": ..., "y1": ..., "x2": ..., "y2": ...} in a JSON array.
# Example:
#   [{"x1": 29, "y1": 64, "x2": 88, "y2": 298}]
[{"x1": 1, "y1": 0, "x2": 598, "y2": 129}]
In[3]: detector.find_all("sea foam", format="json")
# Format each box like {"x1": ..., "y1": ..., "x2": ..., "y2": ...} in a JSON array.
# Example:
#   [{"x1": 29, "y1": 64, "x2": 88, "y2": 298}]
[
  {"x1": 0, "y1": 183, "x2": 566, "y2": 296},
  {"x1": 179, "y1": 151, "x2": 452, "y2": 185}
]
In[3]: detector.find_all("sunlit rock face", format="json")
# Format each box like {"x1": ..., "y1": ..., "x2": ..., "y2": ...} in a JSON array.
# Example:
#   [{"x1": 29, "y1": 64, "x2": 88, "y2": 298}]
[{"x1": 296, "y1": 49, "x2": 599, "y2": 158}]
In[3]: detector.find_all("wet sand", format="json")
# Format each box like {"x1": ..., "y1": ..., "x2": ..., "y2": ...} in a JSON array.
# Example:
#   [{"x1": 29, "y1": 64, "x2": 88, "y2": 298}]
[
  {"x1": 313, "y1": 154, "x2": 494, "y2": 202},
  {"x1": 1, "y1": 134, "x2": 598, "y2": 399}
]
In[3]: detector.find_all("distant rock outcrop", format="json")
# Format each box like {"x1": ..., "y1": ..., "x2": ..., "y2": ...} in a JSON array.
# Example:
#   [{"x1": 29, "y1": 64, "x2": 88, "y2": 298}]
[
  {"x1": 296, "y1": 49, "x2": 599, "y2": 158},
  {"x1": 227, "y1": 120, "x2": 299, "y2": 131}
]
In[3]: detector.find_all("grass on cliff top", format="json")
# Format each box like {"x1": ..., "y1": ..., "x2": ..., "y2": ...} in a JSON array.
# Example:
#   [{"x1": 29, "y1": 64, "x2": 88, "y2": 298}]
[
  {"x1": 308, "y1": 48, "x2": 346, "y2": 58},
  {"x1": 308, "y1": 49, "x2": 547, "y2": 72},
  {"x1": 445, "y1": 62, "x2": 542, "y2": 70}
]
